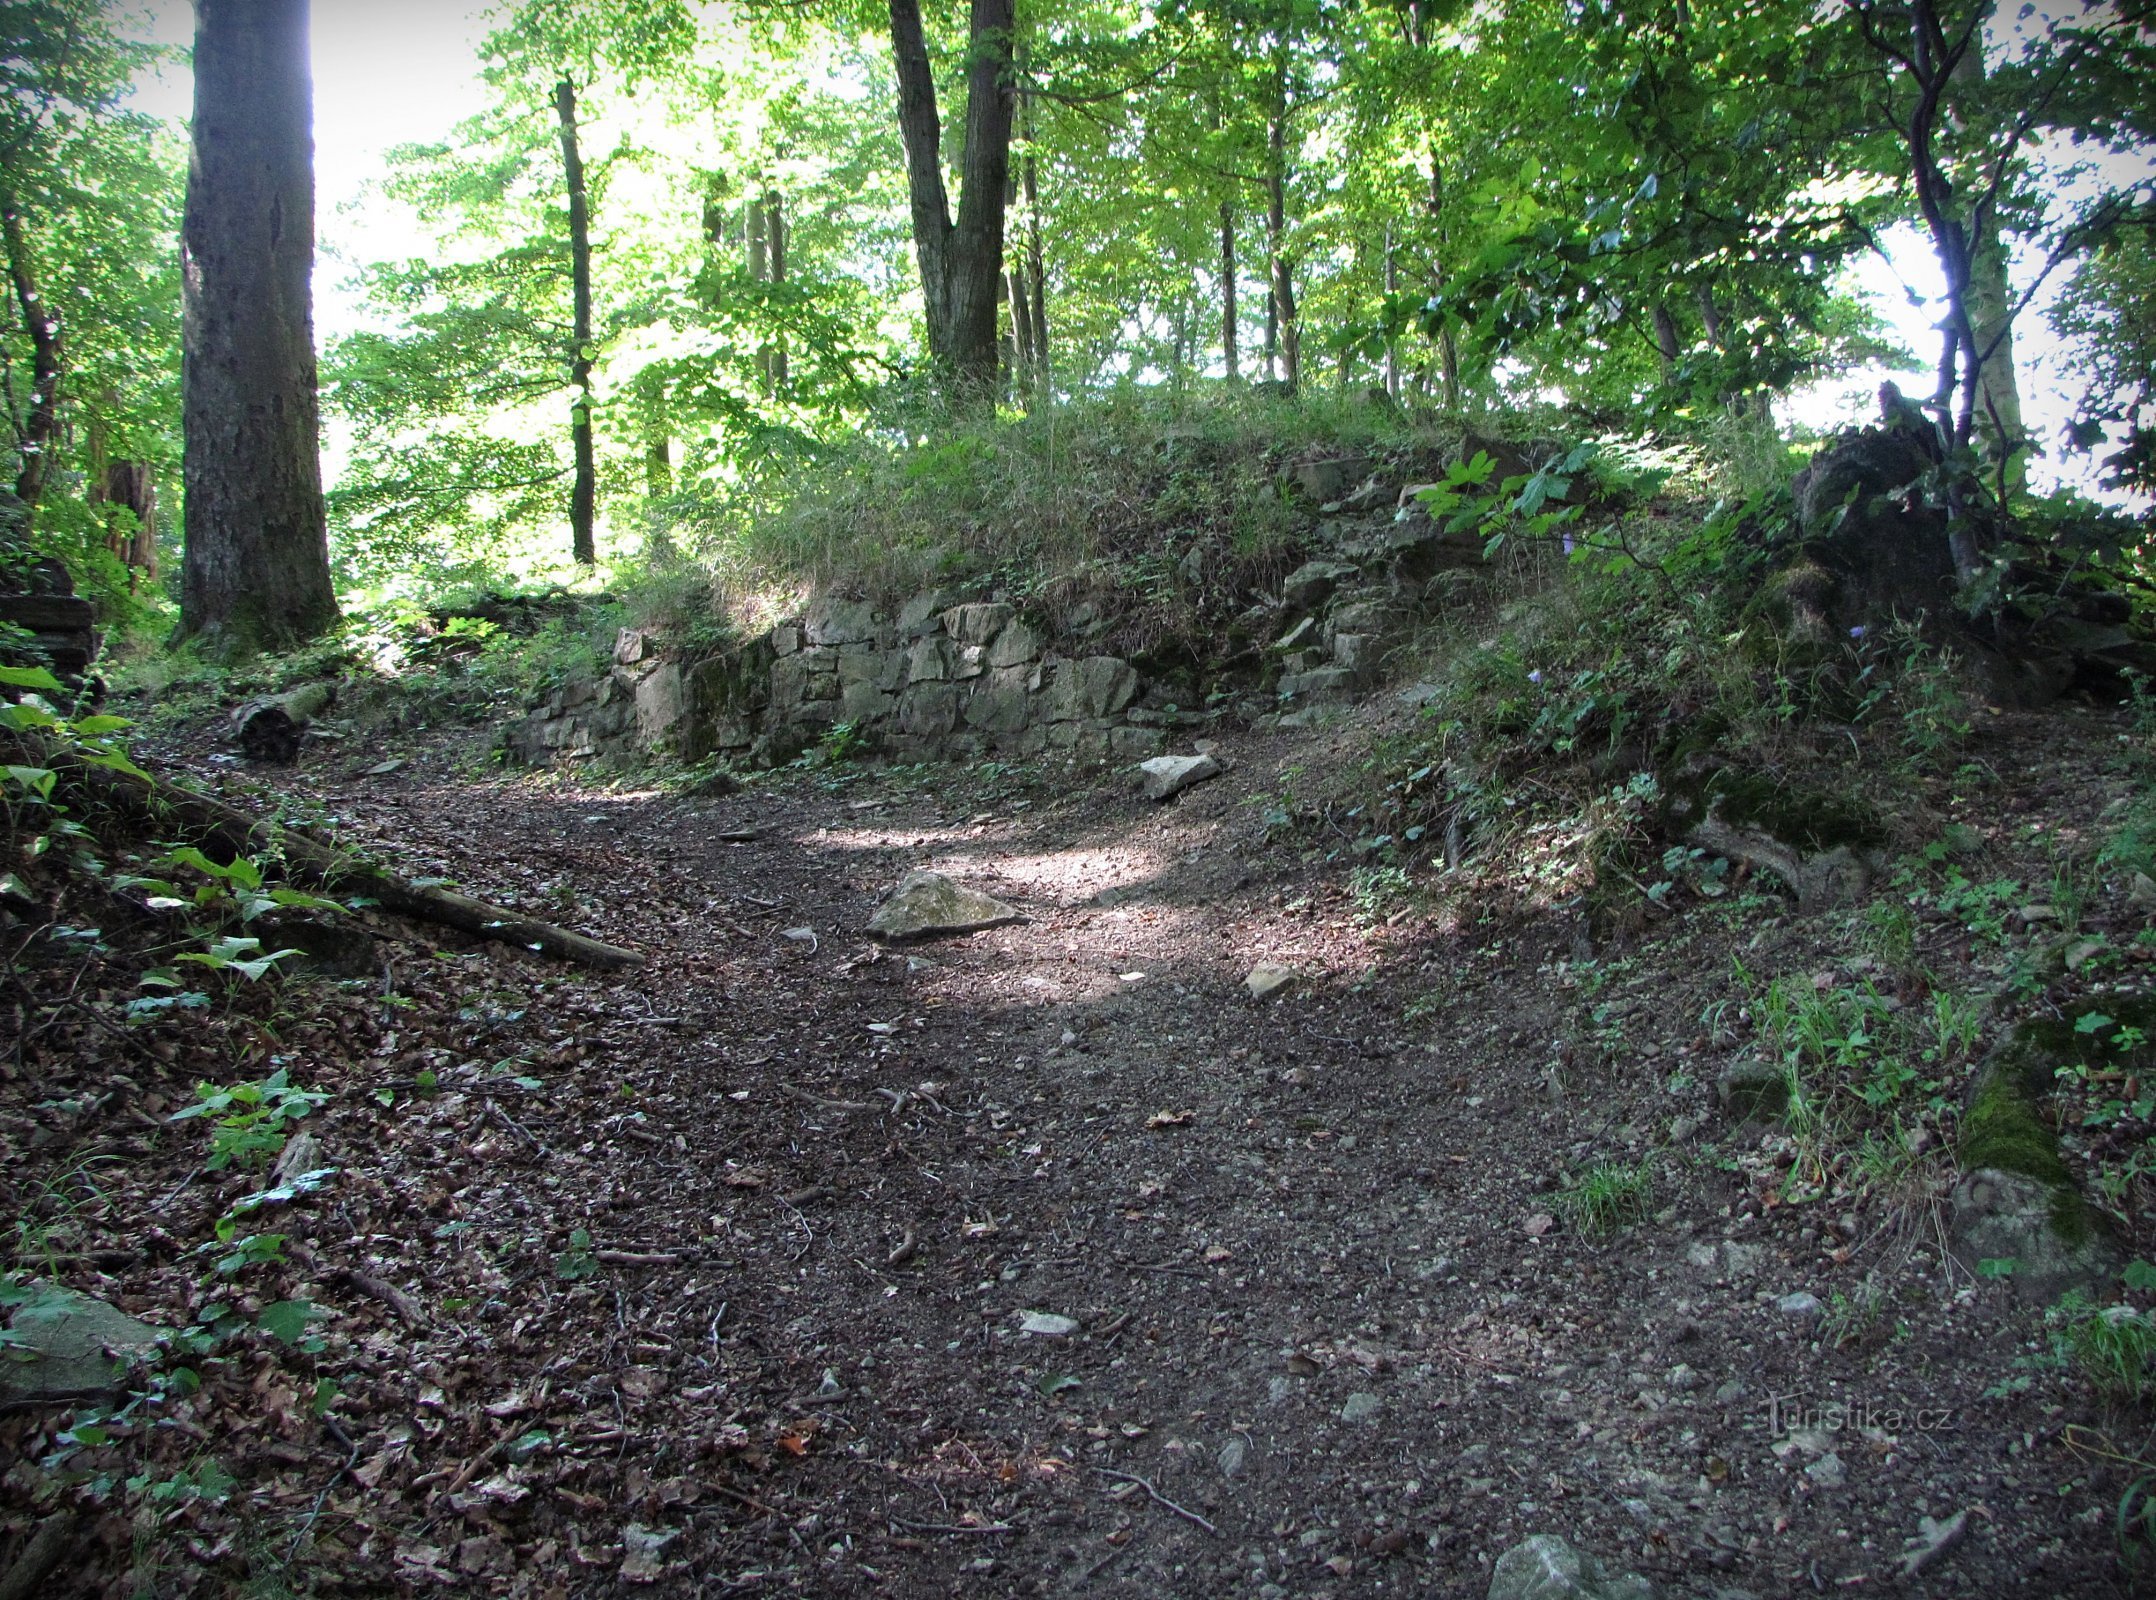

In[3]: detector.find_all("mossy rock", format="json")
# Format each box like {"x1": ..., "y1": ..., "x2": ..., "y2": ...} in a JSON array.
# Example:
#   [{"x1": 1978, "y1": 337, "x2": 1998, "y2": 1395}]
[
  {"x1": 1737, "y1": 560, "x2": 1840, "y2": 669},
  {"x1": 1661, "y1": 763, "x2": 1887, "y2": 913},
  {"x1": 1947, "y1": 1011, "x2": 2145, "y2": 1301}
]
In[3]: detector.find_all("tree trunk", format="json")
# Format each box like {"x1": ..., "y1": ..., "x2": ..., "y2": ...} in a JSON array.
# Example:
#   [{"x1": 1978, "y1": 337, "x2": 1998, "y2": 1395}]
[
  {"x1": 887, "y1": 0, "x2": 1015, "y2": 405},
  {"x1": 555, "y1": 78, "x2": 597, "y2": 566},
  {"x1": 1651, "y1": 303, "x2": 1681, "y2": 376},
  {"x1": 767, "y1": 186, "x2": 789, "y2": 389},
  {"x1": 94, "y1": 461, "x2": 158, "y2": 579},
  {"x1": 1383, "y1": 225, "x2": 1400, "y2": 400},
  {"x1": 1427, "y1": 150, "x2": 1460, "y2": 408},
  {"x1": 1966, "y1": 228, "x2": 2025, "y2": 489},
  {"x1": 0, "y1": 191, "x2": 61, "y2": 515},
  {"x1": 1220, "y1": 200, "x2": 1239, "y2": 383},
  {"x1": 1019, "y1": 92, "x2": 1048, "y2": 396},
  {"x1": 1265, "y1": 71, "x2": 1297, "y2": 393},
  {"x1": 177, "y1": 0, "x2": 338, "y2": 652}
]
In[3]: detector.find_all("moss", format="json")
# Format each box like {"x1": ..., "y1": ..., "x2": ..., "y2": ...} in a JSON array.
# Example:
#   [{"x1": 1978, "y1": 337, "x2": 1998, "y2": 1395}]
[
  {"x1": 1657, "y1": 763, "x2": 1886, "y2": 855},
  {"x1": 1959, "y1": 1064, "x2": 2072, "y2": 1189}
]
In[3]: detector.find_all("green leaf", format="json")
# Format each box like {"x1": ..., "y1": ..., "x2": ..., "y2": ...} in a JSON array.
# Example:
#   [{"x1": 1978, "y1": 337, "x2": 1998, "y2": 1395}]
[
  {"x1": 0, "y1": 665, "x2": 64, "y2": 692},
  {"x1": 257, "y1": 1300, "x2": 320, "y2": 1345}
]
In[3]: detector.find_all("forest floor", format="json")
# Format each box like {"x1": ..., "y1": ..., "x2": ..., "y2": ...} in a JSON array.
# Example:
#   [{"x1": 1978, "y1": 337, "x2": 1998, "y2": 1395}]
[{"x1": 6, "y1": 691, "x2": 2153, "y2": 1599}]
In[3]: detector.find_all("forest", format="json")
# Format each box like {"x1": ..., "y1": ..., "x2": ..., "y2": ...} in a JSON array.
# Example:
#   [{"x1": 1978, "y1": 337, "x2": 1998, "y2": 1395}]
[{"x1": 2, "y1": 0, "x2": 2156, "y2": 1595}]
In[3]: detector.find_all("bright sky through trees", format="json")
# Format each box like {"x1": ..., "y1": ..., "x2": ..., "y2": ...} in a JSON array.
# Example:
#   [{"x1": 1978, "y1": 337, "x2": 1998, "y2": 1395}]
[{"x1": 113, "y1": 0, "x2": 2139, "y2": 507}]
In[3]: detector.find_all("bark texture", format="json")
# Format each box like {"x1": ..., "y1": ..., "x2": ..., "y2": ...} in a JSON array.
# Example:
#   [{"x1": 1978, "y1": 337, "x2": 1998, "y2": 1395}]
[
  {"x1": 555, "y1": 78, "x2": 597, "y2": 566},
  {"x1": 178, "y1": 0, "x2": 338, "y2": 652},
  {"x1": 888, "y1": 0, "x2": 1015, "y2": 403},
  {"x1": 0, "y1": 190, "x2": 61, "y2": 515}
]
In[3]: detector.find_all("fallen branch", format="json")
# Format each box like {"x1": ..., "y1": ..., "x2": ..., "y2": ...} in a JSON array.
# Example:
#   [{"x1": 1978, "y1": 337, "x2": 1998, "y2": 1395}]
[
  {"x1": 340, "y1": 1268, "x2": 427, "y2": 1331},
  {"x1": 1093, "y1": 1467, "x2": 1218, "y2": 1536},
  {"x1": 11, "y1": 727, "x2": 643, "y2": 969},
  {"x1": 780, "y1": 1084, "x2": 874, "y2": 1112}
]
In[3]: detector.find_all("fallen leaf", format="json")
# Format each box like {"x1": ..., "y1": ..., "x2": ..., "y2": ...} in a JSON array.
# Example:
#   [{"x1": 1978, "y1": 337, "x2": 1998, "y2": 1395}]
[
  {"x1": 1523, "y1": 1212, "x2": 1556, "y2": 1237},
  {"x1": 1146, "y1": 1109, "x2": 1195, "y2": 1128}
]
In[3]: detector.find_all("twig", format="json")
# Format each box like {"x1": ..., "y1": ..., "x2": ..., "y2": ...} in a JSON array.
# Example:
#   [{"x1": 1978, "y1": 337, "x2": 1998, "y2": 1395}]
[
  {"x1": 594, "y1": 1249, "x2": 683, "y2": 1266},
  {"x1": 888, "y1": 1516, "x2": 1017, "y2": 1536},
  {"x1": 1131, "y1": 1262, "x2": 1205, "y2": 1280},
  {"x1": 1092, "y1": 1467, "x2": 1219, "y2": 1535},
  {"x1": 286, "y1": 1417, "x2": 363, "y2": 1561},
  {"x1": 340, "y1": 1268, "x2": 426, "y2": 1330},
  {"x1": 781, "y1": 1084, "x2": 874, "y2": 1112},
  {"x1": 486, "y1": 1098, "x2": 548, "y2": 1156},
  {"x1": 885, "y1": 1228, "x2": 918, "y2": 1267}
]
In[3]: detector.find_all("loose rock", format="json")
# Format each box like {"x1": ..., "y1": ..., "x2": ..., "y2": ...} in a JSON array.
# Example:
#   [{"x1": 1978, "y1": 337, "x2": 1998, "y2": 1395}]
[
  {"x1": 1245, "y1": 962, "x2": 1299, "y2": 1000},
  {"x1": 866, "y1": 871, "x2": 1021, "y2": 940},
  {"x1": 0, "y1": 1287, "x2": 163, "y2": 1404},
  {"x1": 1486, "y1": 1533, "x2": 1655, "y2": 1600},
  {"x1": 1138, "y1": 753, "x2": 1222, "y2": 802}
]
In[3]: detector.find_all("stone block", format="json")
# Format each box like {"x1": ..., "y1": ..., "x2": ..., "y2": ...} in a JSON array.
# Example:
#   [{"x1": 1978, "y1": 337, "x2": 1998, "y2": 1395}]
[
  {"x1": 1281, "y1": 560, "x2": 1359, "y2": 611},
  {"x1": 987, "y1": 620, "x2": 1042, "y2": 668},
  {"x1": 770, "y1": 623, "x2": 801, "y2": 656},
  {"x1": 898, "y1": 682, "x2": 960, "y2": 736},
  {"x1": 907, "y1": 635, "x2": 954, "y2": 683},
  {"x1": 841, "y1": 681, "x2": 897, "y2": 724},
  {"x1": 1279, "y1": 666, "x2": 1358, "y2": 700},
  {"x1": 1332, "y1": 633, "x2": 1378, "y2": 673},
  {"x1": 954, "y1": 643, "x2": 988, "y2": 680},
  {"x1": 1047, "y1": 656, "x2": 1139, "y2": 720},
  {"x1": 1015, "y1": 725, "x2": 1049, "y2": 757},
  {"x1": 587, "y1": 700, "x2": 632, "y2": 738},
  {"x1": 897, "y1": 590, "x2": 952, "y2": 636},
  {"x1": 1109, "y1": 725, "x2": 1167, "y2": 761},
  {"x1": 941, "y1": 601, "x2": 1014, "y2": 645},
  {"x1": 1293, "y1": 454, "x2": 1370, "y2": 501},
  {"x1": 634, "y1": 661, "x2": 687, "y2": 744},
  {"x1": 964, "y1": 666, "x2": 1033, "y2": 735},
  {"x1": 838, "y1": 646, "x2": 904, "y2": 692},
  {"x1": 804, "y1": 596, "x2": 881, "y2": 646},
  {"x1": 614, "y1": 627, "x2": 655, "y2": 665}
]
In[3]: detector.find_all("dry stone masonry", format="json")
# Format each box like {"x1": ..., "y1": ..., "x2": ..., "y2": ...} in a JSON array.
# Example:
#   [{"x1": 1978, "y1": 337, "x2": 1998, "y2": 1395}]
[
  {"x1": 507, "y1": 595, "x2": 1172, "y2": 770},
  {"x1": 504, "y1": 447, "x2": 1509, "y2": 769}
]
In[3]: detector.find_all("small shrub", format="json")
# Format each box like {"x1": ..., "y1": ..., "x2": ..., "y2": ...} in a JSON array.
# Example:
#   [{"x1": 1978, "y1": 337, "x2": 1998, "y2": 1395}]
[
  {"x1": 169, "y1": 1068, "x2": 327, "y2": 1172},
  {"x1": 2050, "y1": 1292, "x2": 2156, "y2": 1400},
  {"x1": 1557, "y1": 1161, "x2": 1653, "y2": 1238}
]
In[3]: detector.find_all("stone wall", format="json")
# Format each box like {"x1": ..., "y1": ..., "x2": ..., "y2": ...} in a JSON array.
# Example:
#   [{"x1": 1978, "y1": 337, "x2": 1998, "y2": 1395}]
[
  {"x1": 502, "y1": 450, "x2": 1501, "y2": 768},
  {"x1": 504, "y1": 596, "x2": 1175, "y2": 770}
]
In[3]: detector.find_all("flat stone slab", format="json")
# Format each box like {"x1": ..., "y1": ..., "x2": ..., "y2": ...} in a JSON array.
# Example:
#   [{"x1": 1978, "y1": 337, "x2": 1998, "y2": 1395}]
[
  {"x1": 867, "y1": 871, "x2": 1021, "y2": 941},
  {"x1": 1245, "y1": 962, "x2": 1299, "y2": 1000},
  {"x1": 1, "y1": 1287, "x2": 163, "y2": 1404},
  {"x1": 1138, "y1": 754, "x2": 1221, "y2": 802},
  {"x1": 1487, "y1": 1533, "x2": 1656, "y2": 1600}
]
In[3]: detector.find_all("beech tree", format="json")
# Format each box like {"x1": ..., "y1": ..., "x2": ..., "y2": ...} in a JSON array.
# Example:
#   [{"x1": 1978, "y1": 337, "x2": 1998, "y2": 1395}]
[
  {"x1": 888, "y1": 0, "x2": 1017, "y2": 403},
  {"x1": 176, "y1": 0, "x2": 337, "y2": 651}
]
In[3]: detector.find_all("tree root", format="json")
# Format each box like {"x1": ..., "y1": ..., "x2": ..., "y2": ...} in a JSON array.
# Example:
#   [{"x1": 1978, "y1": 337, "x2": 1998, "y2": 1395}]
[{"x1": 7, "y1": 728, "x2": 644, "y2": 969}]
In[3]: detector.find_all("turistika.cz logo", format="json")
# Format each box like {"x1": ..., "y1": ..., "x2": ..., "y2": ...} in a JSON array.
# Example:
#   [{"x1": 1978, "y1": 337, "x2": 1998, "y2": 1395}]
[{"x1": 1766, "y1": 1393, "x2": 1955, "y2": 1434}]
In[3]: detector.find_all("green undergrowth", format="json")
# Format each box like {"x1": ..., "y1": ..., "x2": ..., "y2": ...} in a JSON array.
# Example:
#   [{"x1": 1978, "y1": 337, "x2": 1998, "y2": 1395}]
[{"x1": 680, "y1": 388, "x2": 1535, "y2": 659}]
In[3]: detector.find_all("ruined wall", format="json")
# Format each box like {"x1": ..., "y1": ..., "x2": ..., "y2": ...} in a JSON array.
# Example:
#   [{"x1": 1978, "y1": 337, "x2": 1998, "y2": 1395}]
[
  {"x1": 503, "y1": 452, "x2": 1497, "y2": 769},
  {"x1": 504, "y1": 596, "x2": 1174, "y2": 770}
]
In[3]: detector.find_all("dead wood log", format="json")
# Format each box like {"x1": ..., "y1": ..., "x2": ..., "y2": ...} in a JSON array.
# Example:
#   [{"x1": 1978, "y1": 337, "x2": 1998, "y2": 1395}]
[
  {"x1": 9, "y1": 729, "x2": 645, "y2": 970},
  {"x1": 233, "y1": 682, "x2": 337, "y2": 763}
]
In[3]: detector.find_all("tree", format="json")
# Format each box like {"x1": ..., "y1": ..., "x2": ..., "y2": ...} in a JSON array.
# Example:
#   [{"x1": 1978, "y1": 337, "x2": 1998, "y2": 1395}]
[
  {"x1": 176, "y1": 0, "x2": 338, "y2": 651},
  {"x1": 887, "y1": 0, "x2": 1017, "y2": 402},
  {"x1": 1845, "y1": 0, "x2": 2154, "y2": 516},
  {"x1": 0, "y1": 1, "x2": 179, "y2": 602}
]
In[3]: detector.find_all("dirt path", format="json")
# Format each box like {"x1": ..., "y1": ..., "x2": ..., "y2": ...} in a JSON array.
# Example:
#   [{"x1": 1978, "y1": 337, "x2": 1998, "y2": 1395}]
[{"x1": 16, "y1": 709, "x2": 2144, "y2": 1596}]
